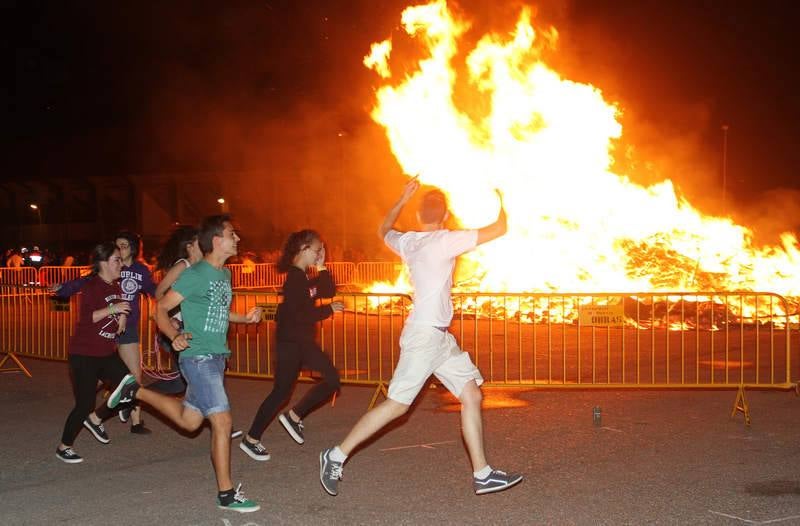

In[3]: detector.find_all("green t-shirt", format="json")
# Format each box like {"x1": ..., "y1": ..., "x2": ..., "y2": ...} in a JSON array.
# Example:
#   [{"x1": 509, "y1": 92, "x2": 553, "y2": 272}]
[{"x1": 172, "y1": 260, "x2": 232, "y2": 358}]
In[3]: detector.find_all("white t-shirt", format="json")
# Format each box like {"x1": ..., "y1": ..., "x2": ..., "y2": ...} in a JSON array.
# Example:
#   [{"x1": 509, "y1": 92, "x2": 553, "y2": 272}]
[{"x1": 384, "y1": 229, "x2": 478, "y2": 326}]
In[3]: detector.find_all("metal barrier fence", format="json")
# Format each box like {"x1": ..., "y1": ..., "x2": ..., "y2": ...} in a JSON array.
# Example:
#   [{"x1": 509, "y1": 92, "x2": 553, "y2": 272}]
[
  {"x1": 227, "y1": 263, "x2": 284, "y2": 288},
  {"x1": 38, "y1": 266, "x2": 92, "y2": 287},
  {"x1": 2, "y1": 263, "x2": 366, "y2": 291},
  {"x1": 0, "y1": 268, "x2": 38, "y2": 287},
  {"x1": 448, "y1": 292, "x2": 797, "y2": 390},
  {"x1": 226, "y1": 262, "x2": 358, "y2": 289},
  {"x1": 354, "y1": 262, "x2": 403, "y2": 287},
  {"x1": 2, "y1": 287, "x2": 797, "y2": 418}
]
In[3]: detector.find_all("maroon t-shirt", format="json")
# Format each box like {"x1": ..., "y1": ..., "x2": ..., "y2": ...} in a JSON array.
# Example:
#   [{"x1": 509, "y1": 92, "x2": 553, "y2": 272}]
[{"x1": 68, "y1": 275, "x2": 125, "y2": 357}]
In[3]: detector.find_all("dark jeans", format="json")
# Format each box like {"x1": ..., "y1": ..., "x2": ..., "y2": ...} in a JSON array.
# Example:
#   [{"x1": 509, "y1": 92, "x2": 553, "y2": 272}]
[
  {"x1": 247, "y1": 339, "x2": 340, "y2": 440},
  {"x1": 61, "y1": 354, "x2": 130, "y2": 446}
]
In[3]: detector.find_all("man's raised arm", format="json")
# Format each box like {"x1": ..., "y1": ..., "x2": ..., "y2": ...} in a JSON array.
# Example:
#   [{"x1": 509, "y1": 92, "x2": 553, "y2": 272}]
[
  {"x1": 476, "y1": 190, "x2": 508, "y2": 246},
  {"x1": 377, "y1": 177, "x2": 420, "y2": 240}
]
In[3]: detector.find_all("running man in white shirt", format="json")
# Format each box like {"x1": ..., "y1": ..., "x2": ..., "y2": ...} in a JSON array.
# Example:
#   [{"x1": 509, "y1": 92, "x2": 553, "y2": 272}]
[{"x1": 320, "y1": 178, "x2": 523, "y2": 496}]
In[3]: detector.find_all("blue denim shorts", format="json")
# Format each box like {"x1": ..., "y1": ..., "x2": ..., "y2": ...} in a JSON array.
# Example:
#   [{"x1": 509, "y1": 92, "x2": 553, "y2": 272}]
[{"x1": 179, "y1": 354, "x2": 230, "y2": 417}]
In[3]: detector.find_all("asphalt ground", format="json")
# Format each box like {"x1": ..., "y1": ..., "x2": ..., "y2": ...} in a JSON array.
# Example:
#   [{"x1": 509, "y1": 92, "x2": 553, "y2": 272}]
[{"x1": 1, "y1": 357, "x2": 799, "y2": 526}]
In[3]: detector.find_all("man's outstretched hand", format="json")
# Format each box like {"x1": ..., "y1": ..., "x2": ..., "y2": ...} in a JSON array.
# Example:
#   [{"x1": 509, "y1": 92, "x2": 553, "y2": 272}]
[{"x1": 400, "y1": 176, "x2": 421, "y2": 204}]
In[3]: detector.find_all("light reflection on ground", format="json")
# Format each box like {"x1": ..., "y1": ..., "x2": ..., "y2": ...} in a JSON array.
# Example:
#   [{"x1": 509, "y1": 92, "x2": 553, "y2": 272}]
[
  {"x1": 436, "y1": 389, "x2": 530, "y2": 412},
  {"x1": 698, "y1": 360, "x2": 753, "y2": 368}
]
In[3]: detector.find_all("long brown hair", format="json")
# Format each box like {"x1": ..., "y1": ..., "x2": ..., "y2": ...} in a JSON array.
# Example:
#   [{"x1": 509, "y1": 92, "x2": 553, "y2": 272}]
[{"x1": 277, "y1": 229, "x2": 319, "y2": 273}]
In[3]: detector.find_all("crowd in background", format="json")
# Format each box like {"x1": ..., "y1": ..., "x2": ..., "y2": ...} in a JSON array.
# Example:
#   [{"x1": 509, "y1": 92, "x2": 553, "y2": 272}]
[{"x1": 2, "y1": 244, "x2": 377, "y2": 271}]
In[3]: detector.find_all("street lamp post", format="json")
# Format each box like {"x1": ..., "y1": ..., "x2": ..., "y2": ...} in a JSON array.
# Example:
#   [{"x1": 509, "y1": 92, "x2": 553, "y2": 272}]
[
  {"x1": 29, "y1": 203, "x2": 42, "y2": 224},
  {"x1": 721, "y1": 125, "x2": 729, "y2": 211},
  {"x1": 337, "y1": 131, "x2": 347, "y2": 251}
]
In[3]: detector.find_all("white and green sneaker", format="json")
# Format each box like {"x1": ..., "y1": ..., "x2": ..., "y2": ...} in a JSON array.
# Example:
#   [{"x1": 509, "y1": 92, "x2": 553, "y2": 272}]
[
  {"x1": 107, "y1": 374, "x2": 139, "y2": 409},
  {"x1": 217, "y1": 483, "x2": 260, "y2": 513}
]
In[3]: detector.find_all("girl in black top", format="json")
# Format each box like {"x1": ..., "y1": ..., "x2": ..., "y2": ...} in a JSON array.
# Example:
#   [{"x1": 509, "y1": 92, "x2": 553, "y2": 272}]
[{"x1": 240, "y1": 230, "x2": 344, "y2": 460}]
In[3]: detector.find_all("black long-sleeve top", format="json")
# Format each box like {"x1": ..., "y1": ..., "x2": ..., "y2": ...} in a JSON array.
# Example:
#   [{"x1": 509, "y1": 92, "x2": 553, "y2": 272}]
[{"x1": 276, "y1": 266, "x2": 336, "y2": 342}]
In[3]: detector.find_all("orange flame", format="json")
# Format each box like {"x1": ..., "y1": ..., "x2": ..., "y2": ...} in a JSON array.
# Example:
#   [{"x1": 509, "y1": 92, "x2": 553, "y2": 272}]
[{"x1": 364, "y1": 1, "x2": 800, "y2": 323}]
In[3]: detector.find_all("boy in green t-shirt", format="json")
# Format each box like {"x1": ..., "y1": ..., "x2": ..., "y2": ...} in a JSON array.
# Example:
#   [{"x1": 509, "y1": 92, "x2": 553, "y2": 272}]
[{"x1": 107, "y1": 215, "x2": 263, "y2": 513}]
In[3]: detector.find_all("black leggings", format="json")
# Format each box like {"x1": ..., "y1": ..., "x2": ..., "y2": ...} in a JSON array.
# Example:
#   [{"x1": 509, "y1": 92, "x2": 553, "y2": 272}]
[
  {"x1": 247, "y1": 340, "x2": 340, "y2": 440},
  {"x1": 61, "y1": 354, "x2": 130, "y2": 446}
]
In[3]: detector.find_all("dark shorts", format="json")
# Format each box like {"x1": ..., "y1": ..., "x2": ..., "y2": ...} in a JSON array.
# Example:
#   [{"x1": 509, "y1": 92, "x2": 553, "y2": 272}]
[{"x1": 117, "y1": 327, "x2": 140, "y2": 345}]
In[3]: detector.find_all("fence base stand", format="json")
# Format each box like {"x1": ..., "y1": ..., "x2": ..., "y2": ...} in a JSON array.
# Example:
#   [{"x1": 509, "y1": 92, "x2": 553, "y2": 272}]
[
  {"x1": 730, "y1": 385, "x2": 751, "y2": 426},
  {"x1": 368, "y1": 383, "x2": 388, "y2": 410},
  {"x1": 0, "y1": 351, "x2": 32, "y2": 378}
]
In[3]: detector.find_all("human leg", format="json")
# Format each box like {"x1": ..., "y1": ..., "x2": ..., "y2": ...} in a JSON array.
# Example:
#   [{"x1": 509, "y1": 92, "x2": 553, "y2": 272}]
[
  {"x1": 435, "y1": 348, "x2": 523, "y2": 495},
  {"x1": 118, "y1": 341, "x2": 147, "y2": 428},
  {"x1": 208, "y1": 410, "x2": 234, "y2": 491},
  {"x1": 245, "y1": 341, "x2": 302, "y2": 442},
  {"x1": 339, "y1": 399, "x2": 408, "y2": 454},
  {"x1": 320, "y1": 324, "x2": 444, "y2": 495},
  {"x1": 291, "y1": 342, "x2": 340, "y2": 418},
  {"x1": 109, "y1": 354, "x2": 216, "y2": 433},
  {"x1": 133, "y1": 386, "x2": 205, "y2": 431},
  {"x1": 60, "y1": 355, "x2": 104, "y2": 448},
  {"x1": 458, "y1": 380, "x2": 487, "y2": 471}
]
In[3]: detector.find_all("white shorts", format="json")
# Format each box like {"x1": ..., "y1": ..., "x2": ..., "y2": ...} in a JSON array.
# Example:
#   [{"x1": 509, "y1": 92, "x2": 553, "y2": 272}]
[{"x1": 387, "y1": 324, "x2": 483, "y2": 405}]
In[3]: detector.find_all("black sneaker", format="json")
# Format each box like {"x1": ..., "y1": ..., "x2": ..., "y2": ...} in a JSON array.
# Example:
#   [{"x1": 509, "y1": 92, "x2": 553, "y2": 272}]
[
  {"x1": 107, "y1": 374, "x2": 139, "y2": 409},
  {"x1": 319, "y1": 448, "x2": 344, "y2": 496},
  {"x1": 118, "y1": 406, "x2": 131, "y2": 423},
  {"x1": 239, "y1": 438, "x2": 270, "y2": 461},
  {"x1": 278, "y1": 413, "x2": 305, "y2": 444},
  {"x1": 130, "y1": 423, "x2": 151, "y2": 434},
  {"x1": 82, "y1": 418, "x2": 110, "y2": 444},
  {"x1": 56, "y1": 447, "x2": 83, "y2": 464},
  {"x1": 473, "y1": 469, "x2": 523, "y2": 495}
]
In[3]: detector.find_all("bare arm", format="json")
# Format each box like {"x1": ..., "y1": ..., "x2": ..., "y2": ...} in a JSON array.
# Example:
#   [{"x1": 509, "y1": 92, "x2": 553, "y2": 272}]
[
  {"x1": 156, "y1": 289, "x2": 189, "y2": 349},
  {"x1": 230, "y1": 307, "x2": 263, "y2": 324},
  {"x1": 155, "y1": 261, "x2": 188, "y2": 300},
  {"x1": 476, "y1": 190, "x2": 508, "y2": 245},
  {"x1": 377, "y1": 177, "x2": 420, "y2": 240},
  {"x1": 92, "y1": 301, "x2": 130, "y2": 323}
]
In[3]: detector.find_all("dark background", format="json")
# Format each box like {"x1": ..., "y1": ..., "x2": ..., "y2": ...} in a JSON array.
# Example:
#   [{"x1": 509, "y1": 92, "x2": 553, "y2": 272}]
[{"x1": 6, "y1": 0, "x2": 800, "y2": 250}]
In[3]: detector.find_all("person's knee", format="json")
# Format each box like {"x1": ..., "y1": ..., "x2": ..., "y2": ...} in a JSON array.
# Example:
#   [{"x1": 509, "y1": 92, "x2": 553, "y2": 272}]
[
  {"x1": 460, "y1": 382, "x2": 483, "y2": 408},
  {"x1": 177, "y1": 408, "x2": 206, "y2": 431},
  {"x1": 325, "y1": 369, "x2": 341, "y2": 391},
  {"x1": 269, "y1": 382, "x2": 294, "y2": 402},
  {"x1": 182, "y1": 417, "x2": 204, "y2": 432},
  {"x1": 208, "y1": 411, "x2": 232, "y2": 431},
  {"x1": 383, "y1": 399, "x2": 410, "y2": 419}
]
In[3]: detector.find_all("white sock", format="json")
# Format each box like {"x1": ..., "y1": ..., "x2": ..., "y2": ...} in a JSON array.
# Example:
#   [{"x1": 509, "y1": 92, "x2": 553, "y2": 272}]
[
  {"x1": 330, "y1": 446, "x2": 347, "y2": 462},
  {"x1": 474, "y1": 465, "x2": 492, "y2": 479}
]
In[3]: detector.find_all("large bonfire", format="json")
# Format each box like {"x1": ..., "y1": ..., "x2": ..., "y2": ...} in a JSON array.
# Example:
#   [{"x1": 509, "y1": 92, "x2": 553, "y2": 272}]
[{"x1": 362, "y1": 0, "x2": 800, "y2": 305}]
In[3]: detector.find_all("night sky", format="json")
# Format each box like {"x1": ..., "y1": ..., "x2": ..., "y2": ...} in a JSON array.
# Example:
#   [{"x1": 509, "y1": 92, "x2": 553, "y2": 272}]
[{"x1": 8, "y1": 1, "x2": 800, "y2": 230}]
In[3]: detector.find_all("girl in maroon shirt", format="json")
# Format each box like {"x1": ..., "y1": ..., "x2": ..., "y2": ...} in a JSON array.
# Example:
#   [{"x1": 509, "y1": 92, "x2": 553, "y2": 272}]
[{"x1": 55, "y1": 242, "x2": 132, "y2": 463}]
